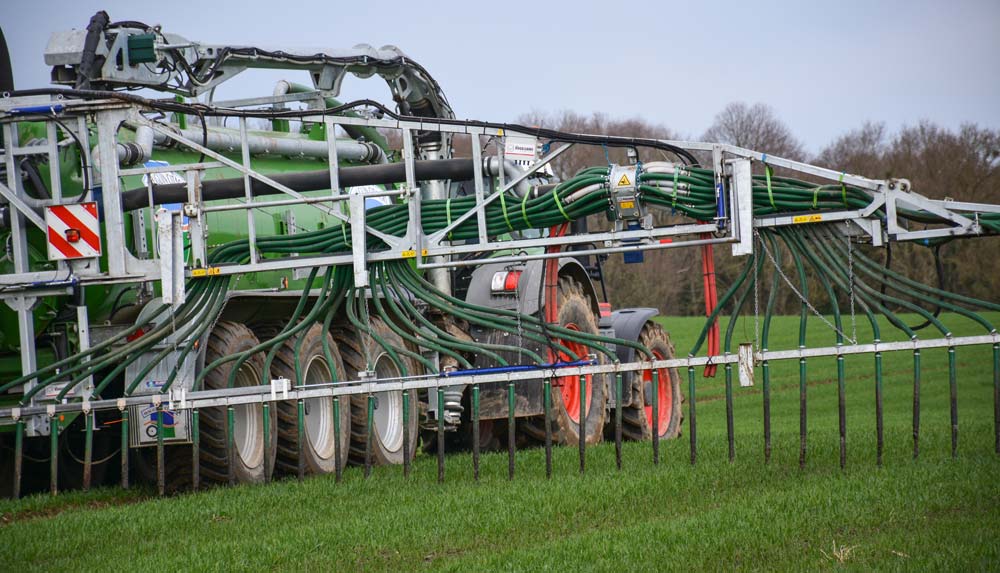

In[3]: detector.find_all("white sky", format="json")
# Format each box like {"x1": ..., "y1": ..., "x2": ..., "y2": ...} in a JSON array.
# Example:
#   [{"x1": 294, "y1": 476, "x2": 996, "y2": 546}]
[{"x1": 5, "y1": 0, "x2": 999, "y2": 154}]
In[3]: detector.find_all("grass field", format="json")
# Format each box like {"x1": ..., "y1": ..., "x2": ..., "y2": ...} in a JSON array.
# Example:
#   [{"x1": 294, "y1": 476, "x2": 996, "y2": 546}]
[{"x1": 1, "y1": 313, "x2": 998, "y2": 571}]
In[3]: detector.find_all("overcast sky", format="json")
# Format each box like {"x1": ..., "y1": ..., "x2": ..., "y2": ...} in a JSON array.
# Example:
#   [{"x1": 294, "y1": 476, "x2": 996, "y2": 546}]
[{"x1": 5, "y1": 0, "x2": 999, "y2": 154}]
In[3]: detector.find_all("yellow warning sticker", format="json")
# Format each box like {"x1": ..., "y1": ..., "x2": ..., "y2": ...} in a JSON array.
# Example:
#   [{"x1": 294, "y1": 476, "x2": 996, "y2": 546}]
[
  {"x1": 191, "y1": 267, "x2": 221, "y2": 277},
  {"x1": 617, "y1": 173, "x2": 632, "y2": 187},
  {"x1": 792, "y1": 214, "x2": 823, "y2": 224},
  {"x1": 401, "y1": 249, "x2": 429, "y2": 259},
  {"x1": 619, "y1": 200, "x2": 635, "y2": 209}
]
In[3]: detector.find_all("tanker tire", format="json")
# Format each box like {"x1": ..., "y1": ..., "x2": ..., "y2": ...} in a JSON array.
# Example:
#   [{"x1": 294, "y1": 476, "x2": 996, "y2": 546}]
[
  {"x1": 332, "y1": 318, "x2": 418, "y2": 466},
  {"x1": 520, "y1": 278, "x2": 608, "y2": 446},
  {"x1": 620, "y1": 322, "x2": 684, "y2": 441},
  {"x1": 164, "y1": 321, "x2": 276, "y2": 491},
  {"x1": 270, "y1": 324, "x2": 350, "y2": 476}
]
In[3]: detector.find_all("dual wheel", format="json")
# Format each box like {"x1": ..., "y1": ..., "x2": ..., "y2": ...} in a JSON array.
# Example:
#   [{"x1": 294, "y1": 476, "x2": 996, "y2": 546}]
[{"x1": 164, "y1": 318, "x2": 417, "y2": 490}]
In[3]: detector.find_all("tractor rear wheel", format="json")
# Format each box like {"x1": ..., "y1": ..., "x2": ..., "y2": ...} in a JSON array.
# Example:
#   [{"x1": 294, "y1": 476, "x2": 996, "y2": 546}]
[
  {"x1": 521, "y1": 278, "x2": 608, "y2": 446},
  {"x1": 621, "y1": 321, "x2": 684, "y2": 441},
  {"x1": 332, "y1": 318, "x2": 418, "y2": 466},
  {"x1": 270, "y1": 324, "x2": 350, "y2": 476}
]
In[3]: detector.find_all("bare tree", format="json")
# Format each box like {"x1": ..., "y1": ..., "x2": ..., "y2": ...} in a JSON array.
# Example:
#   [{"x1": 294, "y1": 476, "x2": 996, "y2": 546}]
[
  {"x1": 703, "y1": 102, "x2": 805, "y2": 160},
  {"x1": 817, "y1": 120, "x2": 1000, "y2": 306},
  {"x1": 815, "y1": 121, "x2": 887, "y2": 177}
]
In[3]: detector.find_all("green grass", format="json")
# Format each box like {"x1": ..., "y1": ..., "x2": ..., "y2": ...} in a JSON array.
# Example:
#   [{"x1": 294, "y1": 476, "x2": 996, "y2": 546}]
[{"x1": 1, "y1": 313, "x2": 998, "y2": 571}]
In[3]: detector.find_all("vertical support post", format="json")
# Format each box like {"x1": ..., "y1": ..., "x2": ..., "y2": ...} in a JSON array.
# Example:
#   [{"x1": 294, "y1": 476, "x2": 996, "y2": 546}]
[
  {"x1": 652, "y1": 369, "x2": 660, "y2": 465},
  {"x1": 436, "y1": 388, "x2": 445, "y2": 483},
  {"x1": 837, "y1": 352, "x2": 846, "y2": 469},
  {"x1": 993, "y1": 344, "x2": 999, "y2": 455},
  {"x1": 333, "y1": 397, "x2": 343, "y2": 483},
  {"x1": 875, "y1": 352, "x2": 884, "y2": 466},
  {"x1": 724, "y1": 364, "x2": 734, "y2": 463},
  {"x1": 120, "y1": 407, "x2": 129, "y2": 489},
  {"x1": 45, "y1": 122, "x2": 63, "y2": 201},
  {"x1": 348, "y1": 188, "x2": 369, "y2": 288},
  {"x1": 799, "y1": 355, "x2": 807, "y2": 469},
  {"x1": 156, "y1": 404, "x2": 165, "y2": 496},
  {"x1": 297, "y1": 399, "x2": 306, "y2": 481},
  {"x1": 325, "y1": 117, "x2": 340, "y2": 193},
  {"x1": 578, "y1": 375, "x2": 586, "y2": 474},
  {"x1": 3, "y1": 123, "x2": 38, "y2": 415},
  {"x1": 688, "y1": 367, "x2": 697, "y2": 465},
  {"x1": 508, "y1": 382, "x2": 516, "y2": 481},
  {"x1": 262, "y1": 403, "x2": 270, "y2": 484},
  {"x1": 13, "y1": 419, "x2": 24, "y2": 500},
  {"x1": 949, "y1": 346, "x2": 958, "y2": 458},
  {"x1": 238, "y1": 117, "x2": 259, "y2": 265},
  {"x1": 544, "y1": 378, "x2": 553, "y2": 478},
  {"x1": 402, "y1": 390, "x2": 411, "y2": 478},
  {"x1": 76, "y1": 305, "x2": 93, "y2": 400},
  {"x1": 83, "y1": 410, "x2": 93, "y2": 492},
  {"x1": 614, "y1": 373, "x2": 623, "y2": 471},
  {"x1": 50, "y1": 414, "x2": 59, "y2": 496},
  {"x1": 469, "y1": 132, "x2": 488, "y2": 245},
  {"x1": 913, "y1": 350, "x2": 921, "y2": 459},
  {"x1": 365, "y1": 394, "x2": 375, "y2": 479},
  {"x1": 472, "y1": 385, "x2": 480, "y2": 481},
  {"x1": 762, "y1": 359, "x2": 771, "y2": 464},
  {"x1": 191, "y1": 408, "x2": 201, "y2": 491},
  {"x1": 226, "y1": 405, "x2": 236, "y2": 486}
]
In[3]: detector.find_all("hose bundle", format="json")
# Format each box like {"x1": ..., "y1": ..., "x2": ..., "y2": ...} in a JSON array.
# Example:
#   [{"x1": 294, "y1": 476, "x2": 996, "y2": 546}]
[{"x1": 4, "y1": 161, "x2": 998, "y2": 405}]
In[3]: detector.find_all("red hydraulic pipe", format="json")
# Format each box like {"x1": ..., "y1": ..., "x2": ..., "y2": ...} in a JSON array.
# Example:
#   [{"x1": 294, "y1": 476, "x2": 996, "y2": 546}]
[
  {"x1": 701, "y1": 237, "x2": 720, "y2": 377},
  {"x1": 544, "y1": 224, "x2": 569, "y2": 362}
]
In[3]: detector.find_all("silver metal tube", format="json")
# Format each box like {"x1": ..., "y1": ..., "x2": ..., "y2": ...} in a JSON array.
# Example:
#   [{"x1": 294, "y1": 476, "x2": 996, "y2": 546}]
[
  {"x1": 151, "y1": 126, "x2": 385, "y2": 163},
  {"x1": 90, "y1": 124, "x2": 155, "y2": 177},
  {"x1": 483, "y1": 157, "x2": 531, "y2": 198}
]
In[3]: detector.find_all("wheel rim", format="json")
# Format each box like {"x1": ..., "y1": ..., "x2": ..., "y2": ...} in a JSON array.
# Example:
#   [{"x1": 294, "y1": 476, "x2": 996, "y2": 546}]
[
  {"x1": 303, "y1": 355, "x2": 336, "y2": 459},
  {"x1": 642, "y1": 349, "x2": 672, "y2": 436},
  {"x1": 557, "y1": 323, "x2": 591, "y2": 424},
  {"x1": 233, "y1": 361, "x2": 263, "y2": 468},
  {"x1": 372, "y1": 353, "x2": 404, "y2": 453}
]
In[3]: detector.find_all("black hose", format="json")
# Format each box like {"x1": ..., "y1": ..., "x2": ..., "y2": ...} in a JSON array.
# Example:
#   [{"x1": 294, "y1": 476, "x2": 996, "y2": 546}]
[
  {"x1": 120, "y1": 158, "x2": 478, "y2": 211},
  {"x1": 0, "y1": 26, "x2": 13, "y2": 93},
  {"x1": 75, "y1": 11, "x2": 110, "y2": 90}
]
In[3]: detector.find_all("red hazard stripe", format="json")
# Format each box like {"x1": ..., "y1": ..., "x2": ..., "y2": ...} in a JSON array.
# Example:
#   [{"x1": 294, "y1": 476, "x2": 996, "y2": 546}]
[
  {"x1": 48, "y1": 226, "x2": 83, "y2": 259},
  {"x1": 49, "y1": 206, "x2": 101, "y2": 253}
]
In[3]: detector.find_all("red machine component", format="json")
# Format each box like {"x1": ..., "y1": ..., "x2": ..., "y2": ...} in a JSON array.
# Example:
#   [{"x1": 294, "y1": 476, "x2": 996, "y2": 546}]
[{"x1": 701, "y1": 240, "x2": 720, "y2": 377}]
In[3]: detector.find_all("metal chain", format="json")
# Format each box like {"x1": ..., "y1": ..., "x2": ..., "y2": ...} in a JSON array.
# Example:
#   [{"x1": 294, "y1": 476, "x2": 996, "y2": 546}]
[{"x1": 757, "y1": 231, "x2": 858, "y2": 345}]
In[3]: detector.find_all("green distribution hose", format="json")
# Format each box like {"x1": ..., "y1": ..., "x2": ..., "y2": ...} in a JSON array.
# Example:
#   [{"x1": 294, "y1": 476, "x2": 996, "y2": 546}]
[{"x1": 9, "y1": 161, "x2": 1000, "y2": 405}]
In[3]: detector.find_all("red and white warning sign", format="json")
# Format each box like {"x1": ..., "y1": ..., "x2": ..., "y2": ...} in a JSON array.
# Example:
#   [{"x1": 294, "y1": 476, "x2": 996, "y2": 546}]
[{"x1": 45, "y1": 202, "x2": 102, "y2": 260}]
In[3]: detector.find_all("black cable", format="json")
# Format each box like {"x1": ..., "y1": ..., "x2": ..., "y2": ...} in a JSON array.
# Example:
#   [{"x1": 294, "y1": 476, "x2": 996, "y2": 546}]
[
  {"x1": 48, "y1": 115, "x2": 91, "y2": 203},
  {"x1": 107, "y1": 20, "x2": 154, "y2": 30},
  {"x1": 20, "y1": 158, "x2": 50, "y2": 199},
  {"x1": 106, "y1": 285, "x2": 138, "y2": 322},
  {"x1": 195, "y1": 110, "x2": 207, "y2": 164},
  {"x1": 9, "y1": 89, "x2": 697, "y2": 166}
]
